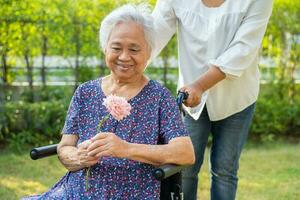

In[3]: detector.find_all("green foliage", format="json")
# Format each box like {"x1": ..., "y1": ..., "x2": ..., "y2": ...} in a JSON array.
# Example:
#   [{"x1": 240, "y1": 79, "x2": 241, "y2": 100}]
[
  {"x1": 0, "y1": 0, "x2": 158, "y2": 85},
  {"x1": 1, "y1": 101, "x2": 68, "y2": 150},
  {"x1": 248, "y1": 0, "x2": 300, "y2": 141},
  {"x1": 261, "y1": 0, "x2": 300, "y2": 99},
  {"x1": 251, "y1": 84, "x2": 300, "y2": 141},
  {"x1": 78, "y1": 67, "x2": 100, "y2": 83},
  {"x1": 2, "y1": 85, "x2": 74, "y2": 102}
]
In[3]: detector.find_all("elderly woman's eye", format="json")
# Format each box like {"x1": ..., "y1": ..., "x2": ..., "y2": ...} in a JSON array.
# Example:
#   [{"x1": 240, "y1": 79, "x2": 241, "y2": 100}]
[
  {"x1": 112, "y1": 47, "x2": 121, "y2": 51},
  {"x1": 130, "y1": 49, "x2": 139, "y2": 52}
]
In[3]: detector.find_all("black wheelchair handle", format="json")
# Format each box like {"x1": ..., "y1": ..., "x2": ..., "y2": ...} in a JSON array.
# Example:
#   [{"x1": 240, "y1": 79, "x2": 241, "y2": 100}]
[
  {"x1": 152, "y1": 164, "x2": 186, "y2": 181},
  {"x1": 176, "y1": 91, "x2": 189, "y2": 116},
  {"x1": 30, "y1": 144, "x2": 57, "y2": 160},
  {"x1": 176, "y1": 91, "x2": 189, "y2": 105}
]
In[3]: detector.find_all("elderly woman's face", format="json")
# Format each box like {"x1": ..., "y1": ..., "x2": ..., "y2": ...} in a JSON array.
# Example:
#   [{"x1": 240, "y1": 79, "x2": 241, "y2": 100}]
[{"x1": 105, "y1": 21, "x2": 151, "y2": 80}]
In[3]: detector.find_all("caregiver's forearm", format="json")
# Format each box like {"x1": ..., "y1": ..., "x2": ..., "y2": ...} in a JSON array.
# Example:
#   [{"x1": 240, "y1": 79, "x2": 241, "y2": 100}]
[{"x1": 194, "y1": 65, "x2": 226, "y2": 92}]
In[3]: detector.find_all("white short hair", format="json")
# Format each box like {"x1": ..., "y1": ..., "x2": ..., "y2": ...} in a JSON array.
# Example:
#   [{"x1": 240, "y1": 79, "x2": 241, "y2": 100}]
[{"x1": 99, "y1": 4, "x2": 155, "y2": 56}]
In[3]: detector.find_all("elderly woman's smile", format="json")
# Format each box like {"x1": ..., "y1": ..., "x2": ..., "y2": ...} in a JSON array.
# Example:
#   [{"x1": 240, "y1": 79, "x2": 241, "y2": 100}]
[
  {"x1": 105, "y1": 21, "x2": 151, "y2": 81},
  {"x1": 115, "y1": 62, "x2": 134, "y2": 70}
]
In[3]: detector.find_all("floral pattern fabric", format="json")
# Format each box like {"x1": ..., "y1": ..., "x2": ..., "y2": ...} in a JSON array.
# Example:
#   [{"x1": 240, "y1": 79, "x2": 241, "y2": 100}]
[{"x1": 22, "y1": 78, "x2": 188, "y2": 200}]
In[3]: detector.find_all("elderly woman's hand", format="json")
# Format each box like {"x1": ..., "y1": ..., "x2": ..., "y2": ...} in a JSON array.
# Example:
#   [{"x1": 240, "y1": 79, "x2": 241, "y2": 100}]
[
  {"x1": 87, "y1": 132, "x2": 129, "y2": 159},
  {"x1": 77, "y1": 140, "x2": 99, "y2": 167}
]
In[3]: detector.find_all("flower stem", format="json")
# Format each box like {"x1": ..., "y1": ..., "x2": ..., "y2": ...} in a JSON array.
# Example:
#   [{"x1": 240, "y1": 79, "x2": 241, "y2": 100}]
[
  {"x1": 97, "y1": 114, "x2": 110, "y2": 133},
  {"x1": 85, "y1": 167, "x2": 91, "y2": 191},
  {"x1": 85, "y1": 113, "x2": 110, "y2": 191}
]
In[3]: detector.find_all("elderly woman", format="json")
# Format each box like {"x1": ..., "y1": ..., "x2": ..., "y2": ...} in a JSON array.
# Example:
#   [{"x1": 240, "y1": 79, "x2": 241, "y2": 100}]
[{"x1": 22, "y1": 4, "x2": 194, "y2": 200}]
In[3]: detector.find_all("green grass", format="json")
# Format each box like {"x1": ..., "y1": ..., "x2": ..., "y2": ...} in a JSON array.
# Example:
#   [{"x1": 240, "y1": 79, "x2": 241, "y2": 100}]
[
  {"x1": 0, "y1": 149, "x2": 67, "y2": 200},
  {"x1": 0, "y1": 142, "x2": 299, "y2": 200},
  {"x1": 198, "y1": 142, "x2": 300, "y2": 200}
]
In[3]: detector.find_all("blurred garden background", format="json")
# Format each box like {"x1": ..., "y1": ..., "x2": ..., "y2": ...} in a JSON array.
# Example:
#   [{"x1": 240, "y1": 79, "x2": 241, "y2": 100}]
[{"x1": 0, "y1": 0, "x2": 299, "y2": 199}]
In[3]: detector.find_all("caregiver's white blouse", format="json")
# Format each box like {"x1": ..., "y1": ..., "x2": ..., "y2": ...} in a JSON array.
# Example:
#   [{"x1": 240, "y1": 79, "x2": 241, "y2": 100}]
[{"x1": 152, "y1": 0, "x2": 273, "y2": 121}]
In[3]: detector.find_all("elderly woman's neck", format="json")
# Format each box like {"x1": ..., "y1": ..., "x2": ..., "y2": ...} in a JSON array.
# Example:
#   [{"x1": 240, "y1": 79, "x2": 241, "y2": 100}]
[
  {"x1": 109, "y1": 74, "x2": 147, "y2": 85},
  {"x1": 102, "y1": 74, "x2": 149, "y2": 99}
]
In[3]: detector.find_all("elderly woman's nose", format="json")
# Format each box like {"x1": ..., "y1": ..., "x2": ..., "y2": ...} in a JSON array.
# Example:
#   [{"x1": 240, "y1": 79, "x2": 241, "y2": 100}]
[{"x1": 118, "y1": 50, "x2": 131, "y2": 60}]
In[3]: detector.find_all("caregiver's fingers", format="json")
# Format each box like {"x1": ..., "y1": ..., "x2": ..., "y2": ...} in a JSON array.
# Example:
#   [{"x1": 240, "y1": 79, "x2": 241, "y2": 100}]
[{"x1": 179, "y1": 84, "x2": 202, "y2": 108}]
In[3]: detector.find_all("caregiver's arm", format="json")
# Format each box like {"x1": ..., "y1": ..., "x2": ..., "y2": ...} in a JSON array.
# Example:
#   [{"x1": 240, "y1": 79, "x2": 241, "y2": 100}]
[
  {"x1": 180, "y1": 0, "x2": 274, "y2": 108},
  {"x1": 151, "y1": 0, "x2": 177, "y2": 58}
]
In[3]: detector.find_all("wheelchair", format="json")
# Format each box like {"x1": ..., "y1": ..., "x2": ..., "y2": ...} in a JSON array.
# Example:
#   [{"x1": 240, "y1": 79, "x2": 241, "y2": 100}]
[{"x1": 29, "y1": 91, "x2": 189, "y2": 200}]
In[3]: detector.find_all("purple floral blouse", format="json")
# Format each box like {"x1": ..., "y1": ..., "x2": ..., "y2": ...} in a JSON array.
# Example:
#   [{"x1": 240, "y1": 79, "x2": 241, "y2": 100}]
[{"x1": 23, "y1": 78, "x2": 188, "y2": 200}]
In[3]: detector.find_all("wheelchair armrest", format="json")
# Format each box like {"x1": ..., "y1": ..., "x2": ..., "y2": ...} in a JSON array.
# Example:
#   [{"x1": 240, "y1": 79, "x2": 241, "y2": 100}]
[
  {"x1": 30, "y1": 144, "x2": 187, "y2": 181},
  {"x1": 30, "y1": 144, "x2": 58, "y2": 160},
  {"x1": 152, "y1": 164, "x2": 186, "y2": 181}
]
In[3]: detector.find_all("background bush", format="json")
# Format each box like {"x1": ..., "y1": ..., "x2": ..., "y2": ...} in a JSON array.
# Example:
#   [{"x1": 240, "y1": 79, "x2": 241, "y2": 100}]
[
  {"x1": 0, "y1": 100, "x2": 68, "y2": 150},
  {"x1": 251, "y1": 85, "x2": 300, "y2": 141}
]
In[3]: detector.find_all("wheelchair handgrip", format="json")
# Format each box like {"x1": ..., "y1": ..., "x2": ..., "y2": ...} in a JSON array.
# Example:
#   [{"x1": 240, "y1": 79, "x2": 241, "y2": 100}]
[
  {"x1": 30, "y1": 144, "x2": 57, "y2": 160},
  {"x1": 176, "y1": 91, "x2": 189, "y2": 116},
  {"x1": 152, "y1": 164, "x2": 186, "y2": 181}
]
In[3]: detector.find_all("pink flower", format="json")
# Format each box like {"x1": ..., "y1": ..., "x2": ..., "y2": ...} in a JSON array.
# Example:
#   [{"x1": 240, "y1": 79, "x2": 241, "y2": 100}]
[
  {"x1": 102, "y1": 94, "x2": 132, "y2": 121},
  {"x1": 86, "y1": 94, "x2": 131, "y2": 191}
]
